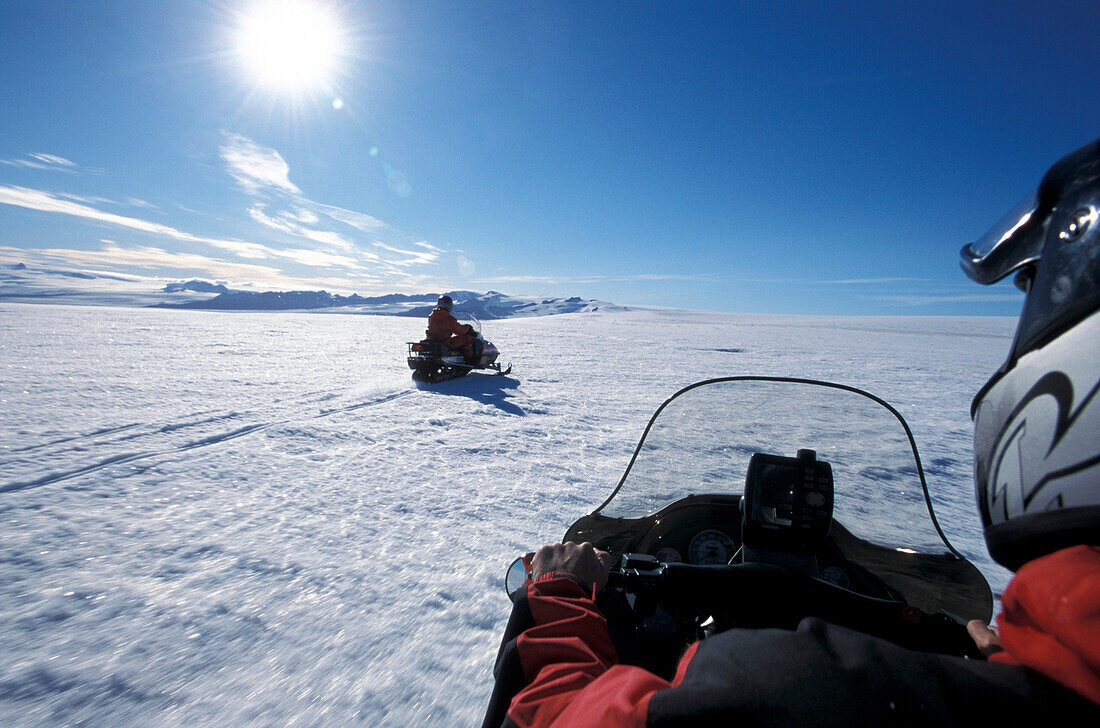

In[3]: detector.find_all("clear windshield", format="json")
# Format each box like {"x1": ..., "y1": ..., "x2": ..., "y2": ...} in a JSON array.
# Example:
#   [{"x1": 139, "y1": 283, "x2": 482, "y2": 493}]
[
  {"x1": 595, "y1": 378, "x2": 953, "y2": 555},
  {"x1": 455, "y1": 312, "x2": 482, "y2": 336}
]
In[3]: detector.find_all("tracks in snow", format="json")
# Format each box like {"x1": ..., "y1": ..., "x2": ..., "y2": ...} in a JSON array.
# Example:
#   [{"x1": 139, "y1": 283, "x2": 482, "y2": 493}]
[{"x1": 0, "y1": 388, "x2": 413, "y2": 495}]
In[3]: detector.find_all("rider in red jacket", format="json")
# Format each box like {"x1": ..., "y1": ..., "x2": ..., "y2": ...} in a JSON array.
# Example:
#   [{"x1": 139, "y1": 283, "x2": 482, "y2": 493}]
[
  {"x1": 426, "y1": 295, "x2": 475, "y2": 361},
  {"x1": 481, "y1": 138, "x2": 1100, "y2": 727},
  {"x1": 485, "y1": 543, "x2": 1099, "y2": 727}
]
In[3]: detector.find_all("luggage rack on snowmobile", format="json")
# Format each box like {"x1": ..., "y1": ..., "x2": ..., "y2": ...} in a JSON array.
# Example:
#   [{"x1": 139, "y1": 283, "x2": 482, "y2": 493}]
[{"x1": 407, "y1": 340, "x2": 445, "y2": 357}]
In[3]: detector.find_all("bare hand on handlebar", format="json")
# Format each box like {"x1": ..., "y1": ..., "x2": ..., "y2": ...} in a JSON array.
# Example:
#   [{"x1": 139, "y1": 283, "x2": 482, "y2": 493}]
[
  {"x1": 966, "y1": 620, "x2": 1003, "y2": 658},
  {"x1": 532, "y1": 542, "x2": 612, "y2": 594}
]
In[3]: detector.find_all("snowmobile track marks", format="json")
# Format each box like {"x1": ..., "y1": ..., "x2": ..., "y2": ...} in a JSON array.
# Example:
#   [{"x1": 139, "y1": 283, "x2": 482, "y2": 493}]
[{"x1": 0, "y1": 389, "x2": 414, "y2": 494}]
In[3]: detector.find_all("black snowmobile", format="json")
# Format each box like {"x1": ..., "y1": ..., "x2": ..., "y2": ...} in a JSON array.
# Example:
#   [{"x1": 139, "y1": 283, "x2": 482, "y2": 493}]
[
  {"x1": 407, "y1": 315, "x2": 511, "y2": 384},
  {"x1": 485, "y1": 377, "x2": 993, "y2": 722}
]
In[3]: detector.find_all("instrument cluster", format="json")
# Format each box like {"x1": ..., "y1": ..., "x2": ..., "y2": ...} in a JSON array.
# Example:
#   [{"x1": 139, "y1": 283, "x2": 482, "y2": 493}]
[{"x1": 635, "y1": 499, "x2": 744, "y2": 565}]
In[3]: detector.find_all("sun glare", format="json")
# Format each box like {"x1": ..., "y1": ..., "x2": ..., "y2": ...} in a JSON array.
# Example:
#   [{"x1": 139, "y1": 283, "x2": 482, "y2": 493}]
[{"x1": 237, "y1": 0, "x2": 345, "y2": 91}]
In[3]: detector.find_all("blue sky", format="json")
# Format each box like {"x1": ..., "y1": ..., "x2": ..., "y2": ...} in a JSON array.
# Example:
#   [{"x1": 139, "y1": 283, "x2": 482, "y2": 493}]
[{"x1": 1, "y1": 1, "x2": 1097, "y2": 315}]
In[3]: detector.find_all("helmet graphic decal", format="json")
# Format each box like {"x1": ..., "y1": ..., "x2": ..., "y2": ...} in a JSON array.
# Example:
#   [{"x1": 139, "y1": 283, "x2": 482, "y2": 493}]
[{"x1": 986, "y1": 371, "x2": 1100, "y2": 520}]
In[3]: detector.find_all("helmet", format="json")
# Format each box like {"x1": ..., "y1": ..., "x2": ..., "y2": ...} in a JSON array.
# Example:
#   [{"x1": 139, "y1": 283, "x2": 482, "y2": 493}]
[
  {"x1": 437, "y1": 295, "x2": 453, "y2": 311},
  {"x1": 961, "y1": 137, "x2": 1100, "y2": 570}
]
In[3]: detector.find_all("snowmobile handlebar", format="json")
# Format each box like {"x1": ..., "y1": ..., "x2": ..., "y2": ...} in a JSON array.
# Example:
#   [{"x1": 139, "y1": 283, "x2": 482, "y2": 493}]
[
  {"x1": 506, "y1": 551, "x2": 979, "y2": 659},
  {"x1": 606, "y1": 553, "x2": 982, "y2": 659}
]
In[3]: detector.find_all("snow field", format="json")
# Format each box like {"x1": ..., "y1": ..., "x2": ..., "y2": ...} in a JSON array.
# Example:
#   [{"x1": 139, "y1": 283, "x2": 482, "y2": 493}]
[{"x1": 0, "y1": 303, "x2": 1016, "y2": 726}]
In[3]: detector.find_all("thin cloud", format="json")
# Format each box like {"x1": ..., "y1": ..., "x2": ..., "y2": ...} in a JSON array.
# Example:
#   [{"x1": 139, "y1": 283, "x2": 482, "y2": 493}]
[
  {"x1": 313, "y1": 202, "x2": 388, "y2": 234},
  {"x1": 473, "y1": 272, "x2": 711, "y2": 285},
  {"x1": 276, "y1": 248, "x2": 366, "y2": 269},
  {"x1": 4, "y1": 136, "x2": 455, "y2": 291},
  {"x1": 4, "y1": 242, "x2": 274, "y2": 278},
  {"x1": 55, "y1": 192, "x2": 121, "y2": 206},
  {"x1": 372, "y1": 241, "x2": 439, "y2": 266},
  {"x1": 634, "y1": 273, "x2": 712, "y2": 282},
  {"x1": 826, "y1": 277, "x2": 927, "y2": 285},
  {"x1": 1, "y1": 153, "x2": 77, "y2": 171},
  {"x1": 221, "y1": 134, "x2": 441, "y2": 271},
  {"x1": 289, "y1": 208, "x2": 319, "y2": 224},
  {"x1": 472, "y1": 274, "x2": 606, "y2": 286},
  {"x1": 1, "y1": 244, "x2": 376, "y2": 292},
  {"x1": 0, "y1": 184, "x2": 281, "y2": 260},
  {"x1": 220, "y1": 132, "x2": 301, "y2": 194},
  {"x1": 0, "y1": 184, "x2": 361, "y2": 274},
  {"x1": 31, "y1": 153, "x2": 76, "y2": 167},
  {"x1": 871, "y1": 293, "x2": 1024, "y2": 305},
  {"x1": 248, "y1": 204, "x2": 360, "y2": 253}
]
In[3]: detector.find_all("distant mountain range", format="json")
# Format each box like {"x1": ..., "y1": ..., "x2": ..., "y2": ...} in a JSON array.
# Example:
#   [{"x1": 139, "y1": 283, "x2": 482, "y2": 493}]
[
  {"x1": 153, "y1": 283, "x2": 612, "y2": 319},
  {"x1": 1, "y1": 265, "x2": 620, "y2": 318}
]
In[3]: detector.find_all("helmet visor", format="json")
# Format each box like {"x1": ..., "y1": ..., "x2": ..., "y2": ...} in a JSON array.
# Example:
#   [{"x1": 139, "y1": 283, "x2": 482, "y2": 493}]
[{"x1": 960, "y1": 191, "x2": 1046, "y2": 285}]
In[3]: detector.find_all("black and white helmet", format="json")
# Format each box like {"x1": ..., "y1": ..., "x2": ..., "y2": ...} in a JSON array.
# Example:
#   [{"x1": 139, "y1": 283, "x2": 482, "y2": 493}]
[
  {"x1": 961, "y1": 137, "x2": 1100, "y2": 570},
  {"x1": 437, "y1": 294, "x2": 454, "y2": 311}
]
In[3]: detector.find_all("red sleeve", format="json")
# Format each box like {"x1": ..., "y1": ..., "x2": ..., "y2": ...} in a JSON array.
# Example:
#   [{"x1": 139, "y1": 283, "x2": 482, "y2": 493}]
[
  {"x1": 989, "y1": 545, "x2": 1100, "y2": 704},
  {"x1": 507, "y1": 576, "x2": 677, "y2": 728}
]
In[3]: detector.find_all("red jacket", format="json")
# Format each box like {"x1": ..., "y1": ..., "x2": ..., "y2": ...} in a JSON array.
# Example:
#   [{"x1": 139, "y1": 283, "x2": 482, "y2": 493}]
[
  {"x1": 990, "y1": 545, "x2": 1100, "y2": 704},
  {"x1": 485, "y1": 547, "x2": 1100, "y2": 727},
  {"x1": 427, "y1": 307, "x2": 471, "y2": 346}
]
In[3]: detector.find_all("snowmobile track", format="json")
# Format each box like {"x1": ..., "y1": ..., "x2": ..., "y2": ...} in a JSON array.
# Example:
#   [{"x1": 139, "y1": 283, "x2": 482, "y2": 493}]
[{"x1": 0, "y1": 389, "x2": 414, "y2": 495}]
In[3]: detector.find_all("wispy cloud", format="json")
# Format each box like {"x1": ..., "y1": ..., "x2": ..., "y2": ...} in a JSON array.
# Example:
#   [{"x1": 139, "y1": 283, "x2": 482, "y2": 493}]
[
  {"x1": 0, "y1": 184, "x2": 281, "y2": 259},
  {"x1": 0, "y1": 244, "x2": 379, "y2": 292},
  {"x1": 825, "y1": 277, "x2": 927, "y2": 285},
  {"x1": 276, "y1": 248, "x2": 367, "y2": 269},
  {"x1": 2, "y1": 242, "x2": 277, "y2": 281},
  {"x1": 473, "y1": 272, "x2": 712, "y2": 285},
  {"x1": 1, "y1": 153, "x2": 78, "y2": 171},
  {"x1": 313, "y1": 202, "x2": 388, "y2": 234},
  {"x1": 2, "y1": 135, "x2": 460, "y2": 294},
  {"x1": 0, "y1": 184, "x2": 367, "y2": 275},
  {"x1": 219, "y1": 133, "x2": 450, "y2": 277},
  {"x1": 220, "y1": 133, "x2": 301, "y2": 194},
  {"x1": 870, "y1": 292, "x2": 1024, "y2": 306},
  {"x1": 372, "y1": 241, "x2": 439, "y2": 266},
  {"x1": 55, "y1": 192, "x2": 122, "y2": 206},
  {"x1": 248, "y1": 204, "x2": 359, "y2": 252}
]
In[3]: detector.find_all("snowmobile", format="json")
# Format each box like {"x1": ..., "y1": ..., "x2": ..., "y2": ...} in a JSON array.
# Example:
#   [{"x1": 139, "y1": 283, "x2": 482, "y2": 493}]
[
  {"x1": 485, "y1": 377, "x2": 993, "y2": 721},
  {"x1": 407, "y1": 315, "x2": 511, "y2": 384}
]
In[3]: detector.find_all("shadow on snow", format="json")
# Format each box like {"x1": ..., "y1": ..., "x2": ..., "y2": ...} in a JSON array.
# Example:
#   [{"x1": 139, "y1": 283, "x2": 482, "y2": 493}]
[{"x1": 414, "y1": 374, "x2": 525, "y2": 416}]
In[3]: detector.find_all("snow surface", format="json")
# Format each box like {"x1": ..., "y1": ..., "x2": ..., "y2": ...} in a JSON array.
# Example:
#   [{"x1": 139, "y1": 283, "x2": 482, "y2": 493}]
[{"x1": 0, "y1": 302, "x2": 1017, "y2": 727}]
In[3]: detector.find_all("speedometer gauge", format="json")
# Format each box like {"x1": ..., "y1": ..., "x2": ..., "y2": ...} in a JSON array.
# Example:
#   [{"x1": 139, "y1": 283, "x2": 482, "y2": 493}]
[{"x1": 688, "y1": 529, "x2": 737, "y2": 564}]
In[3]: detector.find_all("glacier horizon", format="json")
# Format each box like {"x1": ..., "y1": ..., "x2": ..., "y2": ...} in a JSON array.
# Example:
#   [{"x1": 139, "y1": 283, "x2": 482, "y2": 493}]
[{"x1": 1, "y1": 262, "x2": 620, "y2": 318}]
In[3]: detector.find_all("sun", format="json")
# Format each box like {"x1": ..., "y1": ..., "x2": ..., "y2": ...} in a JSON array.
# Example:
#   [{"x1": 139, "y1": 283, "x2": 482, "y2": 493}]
[{"x1": 236, "y1": 0, "x2": 346, "y2": 92}]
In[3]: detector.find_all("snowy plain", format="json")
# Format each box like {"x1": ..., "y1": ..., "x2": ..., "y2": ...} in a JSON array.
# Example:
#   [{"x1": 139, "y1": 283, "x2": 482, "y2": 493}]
[{"x1": 1, "y1": 302, "x2": 1017, "y2": 727}]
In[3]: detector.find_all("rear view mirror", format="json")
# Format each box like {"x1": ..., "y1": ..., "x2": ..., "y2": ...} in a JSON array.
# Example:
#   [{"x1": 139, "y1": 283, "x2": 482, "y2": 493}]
[{"x1": 505, "y1": 555, "x2": 531, "y2": 602}]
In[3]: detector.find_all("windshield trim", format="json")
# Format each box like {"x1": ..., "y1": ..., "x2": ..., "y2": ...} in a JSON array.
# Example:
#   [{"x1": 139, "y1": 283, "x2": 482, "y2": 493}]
[{"x1": 592, "y1": 376, "x2": 964, "y2": 559}]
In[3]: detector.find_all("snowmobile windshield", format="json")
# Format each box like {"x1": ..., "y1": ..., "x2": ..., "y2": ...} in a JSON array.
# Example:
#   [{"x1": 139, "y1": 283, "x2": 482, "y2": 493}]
[
  {"x1": 594, "y1": 377, "x2": 956, "y2": 556},
  {"x1": 454, "y1": 312, "x2": 482, "y2": 336}
]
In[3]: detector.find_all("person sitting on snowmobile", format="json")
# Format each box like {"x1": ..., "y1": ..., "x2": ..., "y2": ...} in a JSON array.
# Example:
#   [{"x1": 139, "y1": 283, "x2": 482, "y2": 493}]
[
  {"x1": 426, "y1": 295, "x2": 476, "y2": 363},
  {"x1": 481, "y1": 138, "x2": 1100, "y2": 727}
]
